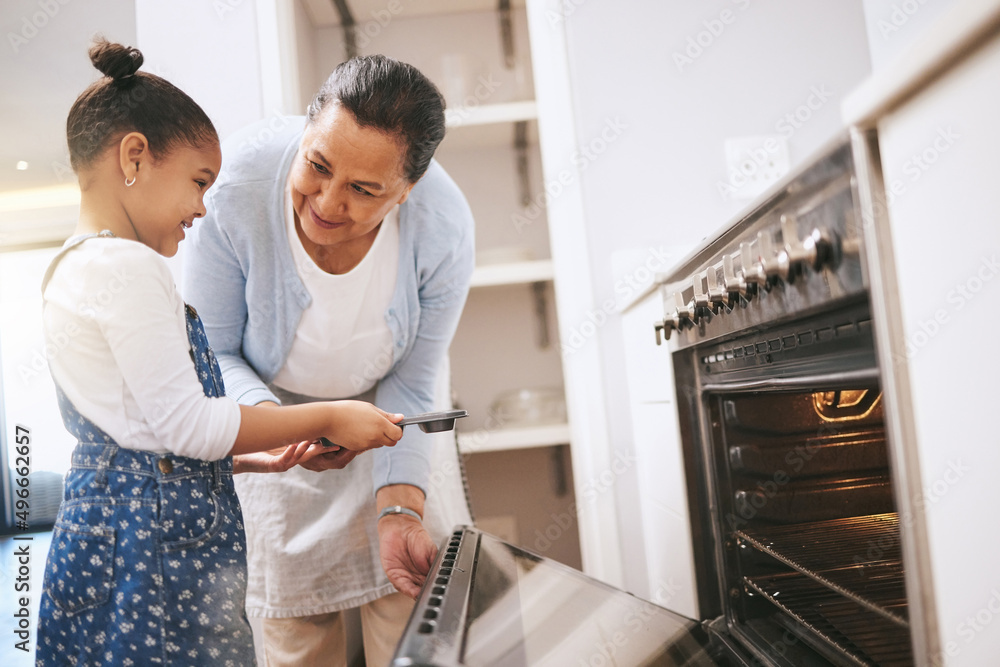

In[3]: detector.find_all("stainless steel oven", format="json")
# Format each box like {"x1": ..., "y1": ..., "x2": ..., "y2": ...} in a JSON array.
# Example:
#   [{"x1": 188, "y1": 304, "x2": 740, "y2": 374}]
[
  {"x1": 391, "y1": 133, "x2": 925, "y2": 667},
  {"x1": 657, "y1": 131, "x2": 921, "y2": 666}
]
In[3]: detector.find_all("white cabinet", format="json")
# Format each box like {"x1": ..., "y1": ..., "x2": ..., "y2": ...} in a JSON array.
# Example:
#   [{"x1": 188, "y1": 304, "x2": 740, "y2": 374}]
[
  {"x1": 843, "y1": 2, "x2": 1000, "y2": 663},
  {"x1": 289, "y1": 0, "x2": 580, "y2": 568}
]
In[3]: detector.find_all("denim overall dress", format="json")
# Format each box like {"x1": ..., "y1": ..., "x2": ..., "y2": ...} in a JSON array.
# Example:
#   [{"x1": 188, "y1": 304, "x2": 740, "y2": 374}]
[{"x1": 35, "y1": 233, "x2": 256, "y2": 666}]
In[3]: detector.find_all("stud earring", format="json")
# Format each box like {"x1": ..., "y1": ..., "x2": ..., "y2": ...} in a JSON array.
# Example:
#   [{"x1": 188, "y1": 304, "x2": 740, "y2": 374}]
[{"x1": 125, "y1": 176, "x2": 136, "y2": 187}]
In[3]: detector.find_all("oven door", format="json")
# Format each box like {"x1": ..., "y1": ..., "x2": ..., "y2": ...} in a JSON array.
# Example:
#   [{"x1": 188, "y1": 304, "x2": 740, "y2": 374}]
[
  {"x1": 392, "y1": 526, "x2": 752, "y2": 667},
  {"x1": 673, "y1": 298, "x2": 913, "y2": 666}
]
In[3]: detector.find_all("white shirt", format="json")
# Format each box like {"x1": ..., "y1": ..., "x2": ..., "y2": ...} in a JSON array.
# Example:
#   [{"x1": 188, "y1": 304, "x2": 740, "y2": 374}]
[
  {"x1": 42, "y1": 237, "x2": 241, "y2": 460},
  {"x1": 272, "y1": 193, "x2": 399, "y2": 398},
  {"x1": 236, "y1": 194, "x2": 469, "y2": 617}
]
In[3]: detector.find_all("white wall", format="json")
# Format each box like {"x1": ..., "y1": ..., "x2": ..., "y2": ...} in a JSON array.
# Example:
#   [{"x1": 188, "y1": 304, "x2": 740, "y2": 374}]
[
  {"x1": 135, "y1": 0, "x2": 267, "y2": 142},
  {"x1": 551, "y1": 0, "x2": 873, "y2": 600},
  {"x1": 135, "y1": 0, "x2": 276, "y2": 285}
]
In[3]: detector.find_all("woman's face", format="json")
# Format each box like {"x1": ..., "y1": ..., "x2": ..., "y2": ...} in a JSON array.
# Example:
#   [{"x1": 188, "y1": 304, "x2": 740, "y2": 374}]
[{"x1": 288, "y1": 104, "x2": 415, "y2": 251}]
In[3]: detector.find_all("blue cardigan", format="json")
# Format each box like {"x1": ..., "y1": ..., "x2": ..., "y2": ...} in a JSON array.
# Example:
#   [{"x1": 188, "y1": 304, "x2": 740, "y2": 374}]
[{"x1": 182, "y1": 116, "x2": 475, "y2": 494}]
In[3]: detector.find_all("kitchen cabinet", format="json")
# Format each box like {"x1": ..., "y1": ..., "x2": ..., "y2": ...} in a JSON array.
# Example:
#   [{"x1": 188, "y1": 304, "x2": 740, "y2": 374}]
[
  {"x1": 289, "y1": 0, "x2": 581, "y2": 568},
  {"x1": 843, "y1": 1, "x2": 1000, "y2": 664}
]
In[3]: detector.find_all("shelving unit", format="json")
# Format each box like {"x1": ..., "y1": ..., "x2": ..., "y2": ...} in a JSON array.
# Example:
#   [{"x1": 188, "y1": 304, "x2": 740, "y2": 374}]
[
  {"x1": 445, "y1": 99, "x2": 537, "y2": 127},
  {"x1": 457, "y1": 422, "x2": 571, "y2": 454},
  {"x1": 469, "y1": 258, "x2": 552, "y2": 287},
  {"x1": 287, "y1": 0, "x2": 579, "y2": 568}
]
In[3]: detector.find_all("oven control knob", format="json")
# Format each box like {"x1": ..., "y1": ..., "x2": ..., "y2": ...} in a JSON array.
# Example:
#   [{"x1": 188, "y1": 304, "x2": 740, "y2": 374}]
[
  {"x1": 691, "y1": 272, "x2": 711, "y2": 323},
  {"x1": 654, "y1": 319, "x2": 675, "y2": 345},
  {"x1": 758, "y1": 230, "x2": 789, "y2": 282},
  {"x1": 781, "y1": 214, "x2": 808, "y2": 280},
  {"x1": 803, "y1": 226, "x2": 841, "y2": 271},
  {"x1": 705, "y1": 263, "x2": 730, "y2": 309},
  {"x1": 672, "y1": 291, "x2": 694, "y2": 326},
  {"x1": 692, "y1": 272, "x2": 710, "y2": 310},
  {"x1": 722, "y1": 252, "x2": 747, "y2": 301},
  {"x1": 781, "y1": 215, "x2": 841, "y2": 276},
  {"x1": 739, "y1": 241, "x2": 767, "y2": 289}
]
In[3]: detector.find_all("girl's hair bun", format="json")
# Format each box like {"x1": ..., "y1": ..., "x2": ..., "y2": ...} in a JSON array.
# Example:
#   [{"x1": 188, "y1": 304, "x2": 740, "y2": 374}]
[{"x1": 89, "y1": 37, "x2": 143, "y2": 85}]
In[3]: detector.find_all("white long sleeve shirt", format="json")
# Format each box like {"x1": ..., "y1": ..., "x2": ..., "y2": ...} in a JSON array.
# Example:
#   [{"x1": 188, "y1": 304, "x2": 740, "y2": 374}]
[{"x1": 42, "y1": 236, "x2": 241, "y2": 460}]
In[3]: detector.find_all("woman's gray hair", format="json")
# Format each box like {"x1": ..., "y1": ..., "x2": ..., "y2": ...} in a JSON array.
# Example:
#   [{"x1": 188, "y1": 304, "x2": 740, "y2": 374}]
[{"x1": 307, "y1": 55, "x2": 446, "y2": 183}]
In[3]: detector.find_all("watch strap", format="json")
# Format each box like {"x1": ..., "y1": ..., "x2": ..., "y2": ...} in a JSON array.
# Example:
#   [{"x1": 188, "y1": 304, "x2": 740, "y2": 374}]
[{"x1": 378, "y1": 505, "x2": 422, "y2": 522}]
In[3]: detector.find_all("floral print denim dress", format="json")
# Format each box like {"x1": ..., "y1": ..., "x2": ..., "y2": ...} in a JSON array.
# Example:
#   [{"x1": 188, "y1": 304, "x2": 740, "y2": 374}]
[{"x1": 36, "y1": 234, "x2": 256, "y2": 666}]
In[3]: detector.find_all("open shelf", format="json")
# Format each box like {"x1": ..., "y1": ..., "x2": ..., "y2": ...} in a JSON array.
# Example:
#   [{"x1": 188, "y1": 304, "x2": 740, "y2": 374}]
[
  {"x1": 445, "y1": 100, "x2": 537, "y2": 128},
  {"x1": 441, "y1": 102, "x2": 539, "y2": 150},
  {"x1": 457, "y1": 422, "x2": 570, "y2": 454},
  {"x1": 300, "y1": 0, "x2": 526, "y2": 26},
  {"x1": 470, "y1": 258, "x2": 553, "y2": 287}
]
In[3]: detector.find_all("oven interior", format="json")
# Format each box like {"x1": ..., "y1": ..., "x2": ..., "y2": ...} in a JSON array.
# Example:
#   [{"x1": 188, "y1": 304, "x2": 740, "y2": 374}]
[{"x1": 688, "y1": 303, "x2": 913, "y2": 666}]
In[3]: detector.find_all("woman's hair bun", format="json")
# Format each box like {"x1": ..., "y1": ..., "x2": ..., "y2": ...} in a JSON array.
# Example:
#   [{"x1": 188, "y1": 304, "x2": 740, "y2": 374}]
[{"x1": 89, "y1": 37, "x2": 143, "y2": 84}]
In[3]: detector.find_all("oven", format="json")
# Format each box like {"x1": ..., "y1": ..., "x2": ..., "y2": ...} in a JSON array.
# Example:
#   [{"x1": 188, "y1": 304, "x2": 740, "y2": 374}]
[
  {"x1": 657, "y1": 131, "x2": 923, "y2": 666},
  {"x1": 391, "y1": 132, "x2": 927, "y2": 667}
]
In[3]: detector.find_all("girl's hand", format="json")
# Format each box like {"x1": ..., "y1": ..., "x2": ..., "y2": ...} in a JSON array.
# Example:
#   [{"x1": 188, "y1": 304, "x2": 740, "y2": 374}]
[
  {"x1": 324, "y1": 401, "x2": 404, "y2": 451},
  {"x1": 233, "y1": 440, "x2": 327, "y2": 474}
]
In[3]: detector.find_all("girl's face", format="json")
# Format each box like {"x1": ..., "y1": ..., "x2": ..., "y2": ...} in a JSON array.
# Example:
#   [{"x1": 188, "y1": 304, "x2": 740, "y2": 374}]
[
  {"x1": 127, "y1": 141, "x2": 221, "y2": 257},
  {"x1": 288, "y1": 104, "x2": 415, "y2": 252}
]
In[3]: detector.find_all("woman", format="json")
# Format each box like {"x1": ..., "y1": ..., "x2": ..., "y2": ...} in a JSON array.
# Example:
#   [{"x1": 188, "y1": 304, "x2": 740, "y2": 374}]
[{"x1": 183, "y1": 55, "x2": 474, "y2": 665}]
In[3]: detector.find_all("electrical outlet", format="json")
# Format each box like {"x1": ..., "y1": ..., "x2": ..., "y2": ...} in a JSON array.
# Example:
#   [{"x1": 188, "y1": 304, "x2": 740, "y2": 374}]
[{"x1": 723, "y1": 135, "x2": 790, "y2": 200}]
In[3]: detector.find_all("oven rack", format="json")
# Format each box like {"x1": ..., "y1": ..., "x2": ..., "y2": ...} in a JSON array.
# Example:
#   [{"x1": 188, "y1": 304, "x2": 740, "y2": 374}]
[
  {"x1": 735, "y1": 514, "x2": 907, "y2": 628},
  {"x1": 743, "y1": 572, "x2": 912, "y2": 666}
]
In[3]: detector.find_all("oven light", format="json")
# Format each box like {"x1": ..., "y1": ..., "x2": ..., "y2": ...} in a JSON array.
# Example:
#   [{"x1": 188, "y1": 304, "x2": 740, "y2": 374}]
[{"x1": 812, "y1": 389, "x2": 882, "y2": 421}]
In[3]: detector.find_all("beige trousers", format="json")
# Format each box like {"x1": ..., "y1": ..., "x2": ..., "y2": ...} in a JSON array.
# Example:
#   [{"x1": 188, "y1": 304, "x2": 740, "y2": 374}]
[{"x1": 260, "y1": 592, "x2": 415, "y2": 667}]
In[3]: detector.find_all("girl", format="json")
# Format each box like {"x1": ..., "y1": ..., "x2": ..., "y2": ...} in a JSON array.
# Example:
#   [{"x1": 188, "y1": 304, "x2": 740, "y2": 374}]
[{"x1": 35, "y1": 39, "x2": 403, "y2": 666}]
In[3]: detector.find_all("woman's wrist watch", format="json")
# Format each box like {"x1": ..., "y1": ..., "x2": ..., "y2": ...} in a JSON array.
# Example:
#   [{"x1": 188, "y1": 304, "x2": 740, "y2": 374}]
[{"x1": 378, "y1": 505, "x2": 422, "y2": 522}]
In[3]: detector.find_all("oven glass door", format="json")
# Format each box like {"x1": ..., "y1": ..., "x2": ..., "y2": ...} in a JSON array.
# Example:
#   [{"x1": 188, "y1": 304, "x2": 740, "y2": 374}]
[{"x1": 393, "y1": 528, "x2": 732, "y2": 667}]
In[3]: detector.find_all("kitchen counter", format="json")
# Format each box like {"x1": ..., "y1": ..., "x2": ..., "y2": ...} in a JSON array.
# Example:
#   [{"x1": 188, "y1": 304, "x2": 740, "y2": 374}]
[{"x1": 842, "y1": 0, "x2": 1000, "y2": 127}]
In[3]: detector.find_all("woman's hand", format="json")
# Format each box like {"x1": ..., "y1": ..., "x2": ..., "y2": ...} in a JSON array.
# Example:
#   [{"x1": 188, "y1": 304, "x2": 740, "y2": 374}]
[
  {"x1": 323, "y1": 400, "x2": 404, "y2": 451},
  {"x1": 298, "y1": 444, "x2": 360, "y2": 472},
  {"x1": 233, "y1": 440, "x2": 328, "y2": 474},
  {"x1": 378, "y1": 514, "x2": 437, "y2": 599}
]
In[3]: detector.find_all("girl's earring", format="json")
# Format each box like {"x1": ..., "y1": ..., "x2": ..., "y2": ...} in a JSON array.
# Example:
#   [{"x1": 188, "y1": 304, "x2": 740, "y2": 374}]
[{"x1": 125, "y1": 175, "x2": 136, "y2": 187}]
